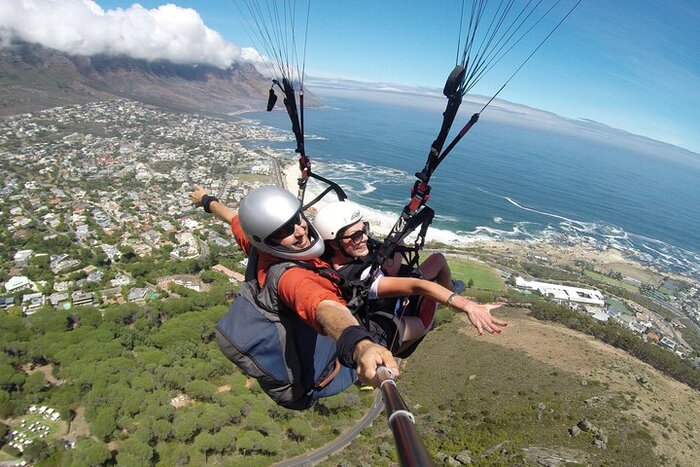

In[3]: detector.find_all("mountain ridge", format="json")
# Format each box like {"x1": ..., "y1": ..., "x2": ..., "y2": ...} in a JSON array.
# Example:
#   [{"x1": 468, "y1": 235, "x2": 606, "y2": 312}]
[{"x1": 0, "y1": 41, "x2": 275, "y2": 117}]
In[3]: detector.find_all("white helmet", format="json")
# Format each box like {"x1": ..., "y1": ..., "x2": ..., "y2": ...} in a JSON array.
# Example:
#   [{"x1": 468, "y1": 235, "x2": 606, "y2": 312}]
[
  {"x1": 238, "y1": 186, "x2": 324, "y2": 261},
  {"x1": 314, "y1": 201, "x2": 364, "y2": 241}
]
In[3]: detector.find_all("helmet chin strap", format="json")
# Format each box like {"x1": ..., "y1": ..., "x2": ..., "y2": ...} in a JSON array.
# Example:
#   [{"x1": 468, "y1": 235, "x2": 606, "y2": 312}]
[{"x1": 335, "y1": 238, "x2": 355, "y2": 259}]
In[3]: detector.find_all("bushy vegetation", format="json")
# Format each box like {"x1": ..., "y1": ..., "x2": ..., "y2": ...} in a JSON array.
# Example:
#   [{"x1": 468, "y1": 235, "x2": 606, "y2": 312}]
[{"x1": 0, "y1": 286, "x2": 372, "y2": 465}]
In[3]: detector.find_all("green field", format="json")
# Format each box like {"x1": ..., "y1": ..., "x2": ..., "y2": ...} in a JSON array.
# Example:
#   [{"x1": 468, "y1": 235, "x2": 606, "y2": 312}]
[
  {"x1": 584, "y1": 270, "x2": 639, "y2": 293},
  {"x1": 447, "y1": 257, "x2": 505, "y2": 292}
]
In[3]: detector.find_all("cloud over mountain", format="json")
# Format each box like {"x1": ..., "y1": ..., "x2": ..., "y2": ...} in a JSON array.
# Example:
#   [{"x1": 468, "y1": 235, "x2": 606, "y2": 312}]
[{"x1": 0, "y1": 0, "x2": 246, "y2": 68}]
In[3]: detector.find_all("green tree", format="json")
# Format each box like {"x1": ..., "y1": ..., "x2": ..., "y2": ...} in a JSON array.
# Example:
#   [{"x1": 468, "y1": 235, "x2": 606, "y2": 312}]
[
  {"x1": 73, "y1": 439, "x2": 111, "y2": 466},
  {"x1": 0, "y1": 364, "x2": 25, "y2": 392},
  {"x1": 27, "y1": 309, "x2": 69, "y2": 334},
  {"x1": 74, "y1": 307, "x2": 103, "y2": 328},
  {"x1": 245, "y1": 407, "x2": 275, "y2": 436},
  {"x1": 173, "y1": 412, "x2": 198, "y2": 442},
  {"x1": 155, "y1": 442, "x2": 190, "y2": 467},
  {"x1": 24, "y1": 438, "x2": 51, "y2": 462},
  {"x1": 287, "y1": 418, "x2": 313, "y2": 442},
  {"x1": 131, "y1": 374, "x2": 156, "y2": 392},
  {"x1": 23, "y1": 371, "x2": 47, "y2": 395},
  {"x1": 210, "y1": 430, "x2": 235, "y2": 454},
  {"x1": 193, "y1": 431, "x2": 214, "y2": 456},
  {"x1": 92, "y1": 406, "x2": 118, "y2": 441},
  {"x1": 152, "y1": 419, "x2": 173, "y2": 443},
  {"x1": 184, "y1": 380, "x2": 216, "y2": 401},
  {"x1": 237, "y1": 430, "x2": 265, "y2": 456},
  {"x1": 116, "y1": 438, "x2": 153, "y2": 467},
  {"x1": 198, "y1": 404, "x2": 230, "y2": 433}
]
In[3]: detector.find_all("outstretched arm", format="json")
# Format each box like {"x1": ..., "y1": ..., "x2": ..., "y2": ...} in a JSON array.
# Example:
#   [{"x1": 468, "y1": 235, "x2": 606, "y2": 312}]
[
  {"x1": 189, "y1": 184, "x2": 237, "y2": 224},
  {"x1": 376, "y1": 276, "x2": 508, "y2": 335},
  {"x1": 316, "y1": 300, "x2": 400, "y2": 383}
]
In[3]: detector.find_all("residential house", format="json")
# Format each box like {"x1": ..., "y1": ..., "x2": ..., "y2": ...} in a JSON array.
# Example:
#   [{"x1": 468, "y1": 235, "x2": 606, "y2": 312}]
[
  {"x1": 181, "y1": 218, "x2": 200, "y2": 231},
  {"x1": 133, "y1": 243, "x2": 153, "y2": 256},
  {"x1": 127, "y1": 287, "x2": 149, "y2": 302},
  {"x1": 86, "y1": 270, "x2": 104, "y2": 283},
  {"x1": 100, "y1": 287, "x2": 121, "y2": 301},
  {"x1": 628, "y1": 320, "x2": 648, "y2": 334},
  {"x1": 110, "y1": 275, "x2": 132, "y2": 287},
  {"x1": 660, "y1": 336, "x2": 677, "y2": 350},
  {"x1": 100, "y1": 244, "x2": 121, "y2": 261},
  {"x1": 71, "y1": 292, "x2": 95, "y2": 307},
  {"x1": 50, "y1": 254, "x2": 80, "y2": 274},
  {"x1": 53, "y1": 281, "x2": 73, "y2": 292},
  {"x1": 13, "y1": 249, "x2": 34, "y2": 267},
  {"x1": 5, "y1": 276, "x2": 31, "y2": 293},
  {"x1": 48, "y1": 292, "x2": 70, "y2": 308},
  {"x1": 22, "y1": 293, "x2": 45, "y2": 314},
  {"x1": 173, "y1": 279, "x2": 201, "y2": 292}
]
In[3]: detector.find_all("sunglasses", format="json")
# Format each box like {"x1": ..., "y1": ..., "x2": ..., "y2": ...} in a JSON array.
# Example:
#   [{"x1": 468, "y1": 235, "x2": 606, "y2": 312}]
[
  {"x1": 269, "y1": 211, "x2": 303, "y2": 241},
  {"x1": 341, "y1": 221, "x2": 370, "y2": 244}
]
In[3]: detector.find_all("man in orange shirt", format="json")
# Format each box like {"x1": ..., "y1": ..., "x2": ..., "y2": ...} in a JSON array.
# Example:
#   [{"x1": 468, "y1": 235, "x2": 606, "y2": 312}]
[{"x1": 190, "y1": 184, "x2": 399, "y2": 385}]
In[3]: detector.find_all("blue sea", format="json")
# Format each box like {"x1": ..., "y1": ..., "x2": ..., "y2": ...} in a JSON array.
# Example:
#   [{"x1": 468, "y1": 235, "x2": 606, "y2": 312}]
[{"x1": 241, "y1": 88, "x2": 700, "y2": 281}]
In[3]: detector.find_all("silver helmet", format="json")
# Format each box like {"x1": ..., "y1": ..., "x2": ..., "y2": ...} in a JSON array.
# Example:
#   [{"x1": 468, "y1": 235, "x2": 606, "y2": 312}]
[{"x1": 238, "y1": 186, "x2": 324, "y2": 261}]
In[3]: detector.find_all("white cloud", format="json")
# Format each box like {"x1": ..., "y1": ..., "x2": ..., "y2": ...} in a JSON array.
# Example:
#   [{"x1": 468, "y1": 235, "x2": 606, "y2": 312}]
[{"x1": 0, "y1": 0, "x2": 243, "y2": 68}]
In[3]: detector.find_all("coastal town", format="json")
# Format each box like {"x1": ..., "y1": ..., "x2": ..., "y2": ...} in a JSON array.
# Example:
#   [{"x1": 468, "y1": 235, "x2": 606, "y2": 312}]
[
  {"x1": 2, "y1": 98, "x2": 699, "y2": 360},
  {"x1": 1, "y1": 99, "x2": 282, "y2": 310}
]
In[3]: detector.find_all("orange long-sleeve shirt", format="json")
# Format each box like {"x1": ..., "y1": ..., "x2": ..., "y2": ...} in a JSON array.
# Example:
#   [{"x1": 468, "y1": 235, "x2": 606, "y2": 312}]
[{"x1": 231, "y1": 215, "x2": 345, "y2": 332}]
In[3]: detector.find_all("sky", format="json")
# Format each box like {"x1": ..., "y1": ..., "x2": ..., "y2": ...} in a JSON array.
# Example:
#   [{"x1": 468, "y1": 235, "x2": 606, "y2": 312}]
[{"x1": 1, "y1": 0, "x2": 699, "y2": 154}]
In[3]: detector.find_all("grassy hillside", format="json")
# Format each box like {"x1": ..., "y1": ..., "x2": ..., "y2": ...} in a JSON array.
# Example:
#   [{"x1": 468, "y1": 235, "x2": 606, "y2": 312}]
[
  {"x1": 323, "y1": 308, "x2": 700, "y2": 466},
  {"x1": 447, "y1": 257, "x2": 506, "y2": 292}
]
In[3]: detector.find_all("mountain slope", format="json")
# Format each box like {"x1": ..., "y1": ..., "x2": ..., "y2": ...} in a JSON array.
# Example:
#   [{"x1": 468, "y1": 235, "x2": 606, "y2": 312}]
[
  {"x1": 324, "y1": 308, "x2": 700, "y2": 466},
  {"x1": 0, "y1": 41, "x2": 272, "y2": 116}
]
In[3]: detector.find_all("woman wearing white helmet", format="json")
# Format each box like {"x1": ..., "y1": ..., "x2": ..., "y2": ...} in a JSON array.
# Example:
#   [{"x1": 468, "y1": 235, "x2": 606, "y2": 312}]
[{"x1": 314, "y1": 200, "x2": 508, "y2": 349}]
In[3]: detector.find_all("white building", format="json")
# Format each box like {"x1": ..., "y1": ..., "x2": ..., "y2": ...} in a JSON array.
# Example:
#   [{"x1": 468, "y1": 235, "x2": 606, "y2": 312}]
[
  {"x1": 5, "y1": 276, "x2": 32, "y2": 293},
  {"x1": 660, "y1": 336, "x2": 677, "y2": 350},
  {"x1": 13, "y1": 249, "x2": 34, "y2": 267},
  {"x1": 181, "y1": 218, "x2": 200, "y2": 231},
  {"x1": 515, "y1": 277, "x2": 605, "y2": 309},
  {"x1": 22, "y1": 293, "x2": 45, "y2": 314},
  {"x1": 110, "y1": 274, "x2": 133, "y2": 287}
]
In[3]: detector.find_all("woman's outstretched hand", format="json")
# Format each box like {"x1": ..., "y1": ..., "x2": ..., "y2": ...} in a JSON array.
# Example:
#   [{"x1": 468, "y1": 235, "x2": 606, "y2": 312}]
[{"x1": 454, "y1": 297, "x2": 508, "y2": 335}]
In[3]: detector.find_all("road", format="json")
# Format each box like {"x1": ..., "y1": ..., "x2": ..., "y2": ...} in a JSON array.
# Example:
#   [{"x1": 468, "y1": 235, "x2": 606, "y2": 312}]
[{"x1": 273, "y1": 392, "x2": 385, "y2": 467}]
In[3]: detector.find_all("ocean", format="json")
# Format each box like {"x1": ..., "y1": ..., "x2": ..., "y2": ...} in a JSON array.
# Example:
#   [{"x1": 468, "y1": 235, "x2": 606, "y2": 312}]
[{"x1": 240, "y1": 88, "x2": 700, "y2": 281}]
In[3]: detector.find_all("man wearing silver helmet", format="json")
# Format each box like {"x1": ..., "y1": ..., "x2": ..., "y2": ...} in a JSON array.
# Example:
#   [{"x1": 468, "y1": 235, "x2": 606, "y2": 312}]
[{"x1": 190, "y1": 184, "x2": 399, "y2": 384}]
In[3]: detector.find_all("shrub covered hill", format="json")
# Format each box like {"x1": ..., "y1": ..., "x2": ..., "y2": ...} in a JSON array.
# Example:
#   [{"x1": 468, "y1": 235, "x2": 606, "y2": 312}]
[
  {"x1": 0, "y1": 275, "x2": 376, "y2": 466},
  {"x1": 324, "y1": 305, "x2": 700, "y2": 467}
]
